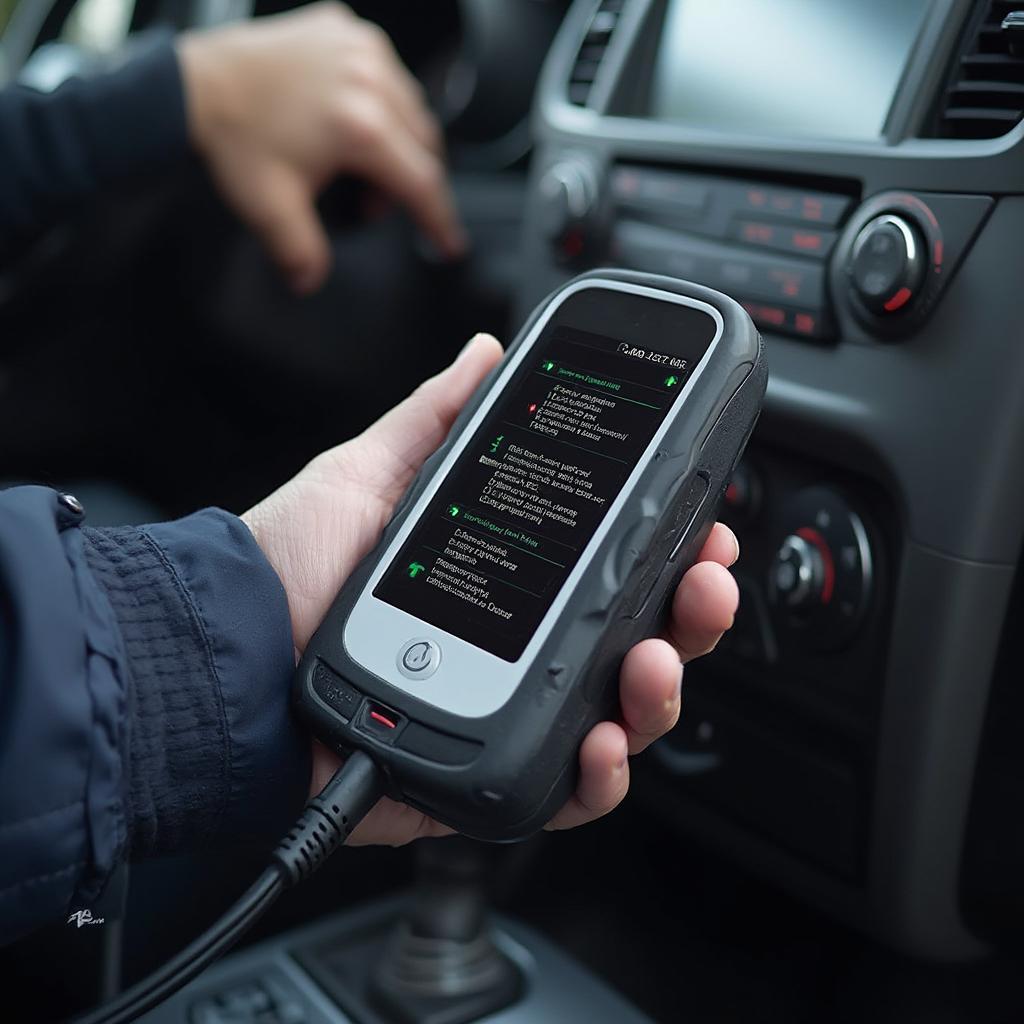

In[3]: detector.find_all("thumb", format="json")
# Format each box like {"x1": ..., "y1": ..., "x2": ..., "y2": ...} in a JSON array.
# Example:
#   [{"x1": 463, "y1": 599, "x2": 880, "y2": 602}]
[
  {"x1": 357, "y1": 333, "x2": 505, "y2": 494},
  {"x1": 238, "y1": 163, "x2": 331, "y2": 294}
]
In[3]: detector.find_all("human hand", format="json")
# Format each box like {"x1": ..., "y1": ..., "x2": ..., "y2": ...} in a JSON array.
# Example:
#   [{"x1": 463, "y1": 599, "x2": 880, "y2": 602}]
[
  {"x1": 242, "y1": 334, "x2": 740, "y2": 844},
  {"x1": 177, "y1": 2, "x2": 465, "y2": 294}
]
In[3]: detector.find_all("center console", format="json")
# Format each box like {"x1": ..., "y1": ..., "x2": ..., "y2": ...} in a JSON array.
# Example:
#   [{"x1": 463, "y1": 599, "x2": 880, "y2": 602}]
[{"x1": 520, "y1": 0, "x2": 1024, "y2": 959}]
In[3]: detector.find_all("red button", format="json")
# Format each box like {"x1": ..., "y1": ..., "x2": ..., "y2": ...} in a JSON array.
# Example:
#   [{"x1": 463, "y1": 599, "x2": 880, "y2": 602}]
[
  {"x1": 733, "y1": 220, "x2": 836, "y2": 259},
  {"x1": 740, "y1": 221, "x2": 777, "y2": 244},
  {"x1": 735, "y1": 186, "x2": 851, "y2": 227},
  {"x1": 791, "y1": 231, "x2": 824, "y2": 252},
  {"x1": 794, "y1": 312, "x2": 817, "y2": 335},
  {"x1": 741, "y1": 302, "x2": 829, "y2": 340},
  {"x1": 801, "y1": 196, "x2": 825, "y2": 221},
  {"x1": 741, "y1": 302, "x2": 786, "y2": 327}
]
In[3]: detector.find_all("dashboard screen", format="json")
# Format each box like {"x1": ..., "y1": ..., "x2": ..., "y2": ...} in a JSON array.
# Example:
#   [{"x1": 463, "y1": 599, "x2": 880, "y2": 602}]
[
  {"x1": 373, "y1": 291, "x2": 718, "y2": 661},
  {"x1": 649, "y1": 0, "x2": 932, "y2": 140}
]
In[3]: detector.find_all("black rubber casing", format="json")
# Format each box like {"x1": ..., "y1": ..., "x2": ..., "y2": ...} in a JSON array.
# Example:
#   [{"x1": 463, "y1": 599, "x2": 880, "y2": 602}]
[{"x1": 293, "y1": 270, "x2": 766, "y2": 841}]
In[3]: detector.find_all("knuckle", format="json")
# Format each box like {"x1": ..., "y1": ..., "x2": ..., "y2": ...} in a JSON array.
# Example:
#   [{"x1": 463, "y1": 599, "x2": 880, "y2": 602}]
[
  {"x1": 351, "y1": 54, "x2": 384, "y2": 89},
  {"x1": 338, "y1": 98, "x2": 381, "y2": 146},
  {"x1": 359, "y1": 20, "x2": 390, "y2": 52},
  {"x1": 319, "y1": 1, "x2": 351, "y2": 21},
  {"x1": 411, "y1": 160, "x2": 445, "y2": 201},
  {"x1": 421, "y1": 116, "x2": 444, "y2": 149}
]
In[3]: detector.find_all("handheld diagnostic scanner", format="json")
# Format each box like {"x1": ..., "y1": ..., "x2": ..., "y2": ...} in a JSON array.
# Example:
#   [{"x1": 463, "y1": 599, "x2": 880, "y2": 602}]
[{"x1": 293, "y1": 270, "x2": 767, "y2": 841}]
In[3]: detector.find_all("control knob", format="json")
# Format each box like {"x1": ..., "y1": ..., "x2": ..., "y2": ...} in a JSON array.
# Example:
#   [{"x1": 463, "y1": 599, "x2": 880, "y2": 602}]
[
  {"x1": 537, "y1": 156, "x2": 599, "y2": 260},
  {"x1": 849, "y1": 213, "x2": 925, "y2": 316},
  {"x1": 768, "y1": 488, "x2": 874, "y2": 650},
  {"x1": 770, "y1": 533, "x2": 825, "y2": 612}
]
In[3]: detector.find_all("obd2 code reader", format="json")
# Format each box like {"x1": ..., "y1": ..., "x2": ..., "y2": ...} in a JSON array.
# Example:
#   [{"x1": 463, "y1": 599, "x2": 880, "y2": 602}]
[{"x1": 78, "y1": 271, "x2": 766, "y2": 1024}]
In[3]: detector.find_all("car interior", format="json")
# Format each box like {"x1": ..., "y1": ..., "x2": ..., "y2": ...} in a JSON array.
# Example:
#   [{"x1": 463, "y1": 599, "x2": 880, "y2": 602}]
[{"x1": 2, "y1": 1, "x2": 1024, "y2": 1022}]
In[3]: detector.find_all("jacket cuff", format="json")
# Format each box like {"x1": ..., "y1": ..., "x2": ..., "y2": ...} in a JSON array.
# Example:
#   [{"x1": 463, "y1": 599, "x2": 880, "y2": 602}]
[
  {"x1": 82, "y1": 39, "x2": 188, "y2": 190},
  {"x1": 82, "y1": 510, "x2": 309, "y2": 859}
]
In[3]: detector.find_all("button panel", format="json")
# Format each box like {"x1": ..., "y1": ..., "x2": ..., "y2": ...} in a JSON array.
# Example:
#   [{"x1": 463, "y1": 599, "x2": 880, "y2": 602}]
[
  {"x1": 607, "y1": 165, "x2": 853, "y2": 341},
  {"x1": 732, "y1": 183, "x2": 850, "y2": 226},
  {"x1": 740, "y1": 302, "x2": 832, "y2": 340},
  {"x1": 610, "y1": 166, "x2": 709, "y2": 218},
  {"x1": 190, "y1": 971, "x2": 309, "y2": 1024},
  {"x1": 732, "y1": 219, "x2": 838, "y2": 258},
  {"x1": 308, "y1": 664, "x2": 481, "y2": 764},
  {"x1": 611, "y1": 219, "x2": 831, "y2": 339}
]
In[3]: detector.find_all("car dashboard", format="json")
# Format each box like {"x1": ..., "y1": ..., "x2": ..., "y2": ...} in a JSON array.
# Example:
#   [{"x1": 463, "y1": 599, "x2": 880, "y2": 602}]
[{"x1": 519, "y1": 0, "x2": 1024, "y2": 960}]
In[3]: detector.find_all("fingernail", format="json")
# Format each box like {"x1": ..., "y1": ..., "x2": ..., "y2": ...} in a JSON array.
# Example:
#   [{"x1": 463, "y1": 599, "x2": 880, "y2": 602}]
[
  {"x1": 674, "y1": 665, "x2": 683, "y2": 700},
  {"x1": 731, "y1": 531, "x2": 741, "y2": 565}
]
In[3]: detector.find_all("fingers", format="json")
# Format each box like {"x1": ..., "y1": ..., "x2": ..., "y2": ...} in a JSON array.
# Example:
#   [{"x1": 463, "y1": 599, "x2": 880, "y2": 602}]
[
  {"x1": 347, "y1": 796, "x2": 455, "y2": 847},
  {"x1": 237, "y1": 162, "x2": 332, "y2": 294},
  {"x1": 698, "y1": 521, "x2": 740, "y2": 568},
  {"x1": 350, "y1": 28, "x2": 443, "y2": 158},
  {"x1": 665, "y1": 559, "x2": 740, "y2": 663},
  {"x1": 545, "y1": 722, "x2": 629, "y2": 831},
  {"x1": 344, "y1": 97, "x2": 466, "y2": 259},
  {"x1": 355, "y1": 333, "x2": 504, "y2": 492},
  {"x1": 618, "y1": 638, "x2": 683, "y2": 755}
]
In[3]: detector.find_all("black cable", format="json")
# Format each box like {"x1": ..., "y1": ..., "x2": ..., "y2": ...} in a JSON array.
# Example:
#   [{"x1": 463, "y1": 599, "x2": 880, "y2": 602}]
[{"x1": 74, "y1": 751, "x2": 383, "y2": 1024}]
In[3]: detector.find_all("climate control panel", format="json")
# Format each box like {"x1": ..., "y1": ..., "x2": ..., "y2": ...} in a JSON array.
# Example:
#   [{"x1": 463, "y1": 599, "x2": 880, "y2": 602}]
[
  {"x1": 534, "y1": 157, "x2": 994, "y2": 344},
  {"x1": 768, "y1": 486, "x2": 873, "y2": 650},
  {"x1": 708, "y1": 448, "x2": 890, "y2": 712}
]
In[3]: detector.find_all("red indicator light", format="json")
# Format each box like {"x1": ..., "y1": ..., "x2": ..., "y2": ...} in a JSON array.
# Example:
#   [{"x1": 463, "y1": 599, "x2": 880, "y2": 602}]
[
  {"x1": 902, "y1": 193, "x2": 939, "y2": 230},
  {"x1": 883, "y1": 287, "x2": 913, "y2": 312},
  {"x1": 742, "y1": 302, "x2": 786, "y2": 327},
  {"x1": 528, "y1": 403, "x2": 538, "y2": 414},
  {"x1": 768, "y1": 268, "x2": 803, "y2": 300},
  {"x1": 802, "y1": 196, "x2": 823, "y2": 220},
  {"x1": 795, "y1": 526, "x2": 835, "y2": 605},
  {"x1": 792, "y1": 232, "x2": 822, "y2": 251},
  {"x1": 561, "y1": 230, "x2": 584, "y2": 259},
  {"x1": 742, "y1": 222, "x2": 774, "y2": 243},
  {"x1": 794, "y1": 313, "x2": 816, "y2": 335},
  {"x1": 725, "y1": 482, "x2": 739, "y2": 504},
  {"x1": 370, "y1": 710, "x2": 397, "y2": 729}
]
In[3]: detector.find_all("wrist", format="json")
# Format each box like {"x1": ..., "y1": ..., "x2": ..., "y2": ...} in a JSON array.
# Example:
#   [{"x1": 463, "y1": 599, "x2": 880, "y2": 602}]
[
  {"x1": 176, "y1": 28, "x2": 240, "y2": 159},
  {"x1": 241, "y1": 502, "x2": 302, "y2": 663}
]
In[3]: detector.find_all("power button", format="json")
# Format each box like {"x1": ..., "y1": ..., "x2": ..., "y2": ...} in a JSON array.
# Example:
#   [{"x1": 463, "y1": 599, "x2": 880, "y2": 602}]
[{"x1": 397, "y1": 638, "x2": 442, "y2": 680}]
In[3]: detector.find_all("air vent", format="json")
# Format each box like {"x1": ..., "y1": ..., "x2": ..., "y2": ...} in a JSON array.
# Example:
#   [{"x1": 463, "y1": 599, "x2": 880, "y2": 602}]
[
  {"x1": 567, "y1": 0, "x2": 624, "y2": 107},
  {"x1": 932, "y1": 1, "x2": 1024, "y2": 138}
]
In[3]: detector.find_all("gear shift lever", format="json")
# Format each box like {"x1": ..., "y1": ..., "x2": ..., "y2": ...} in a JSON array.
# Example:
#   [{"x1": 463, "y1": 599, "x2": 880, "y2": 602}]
[{"x1": 368, "y1": 837, "x2": 522, "y2": 1024}]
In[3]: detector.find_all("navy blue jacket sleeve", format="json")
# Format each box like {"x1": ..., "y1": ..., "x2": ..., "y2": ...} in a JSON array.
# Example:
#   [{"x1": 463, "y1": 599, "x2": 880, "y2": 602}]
[
  {"x1": 0, "y1": 486, "x2": 309, "y2": 945},
  {"x1": 0, "y1": 40, "x2": 188, "y2": 252}
]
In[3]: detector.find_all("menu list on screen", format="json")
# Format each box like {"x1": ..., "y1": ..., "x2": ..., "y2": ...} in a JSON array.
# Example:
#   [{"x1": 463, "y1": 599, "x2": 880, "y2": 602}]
[{"x1": 374, "y1": 315, "x2": 716, "y2": 661}]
